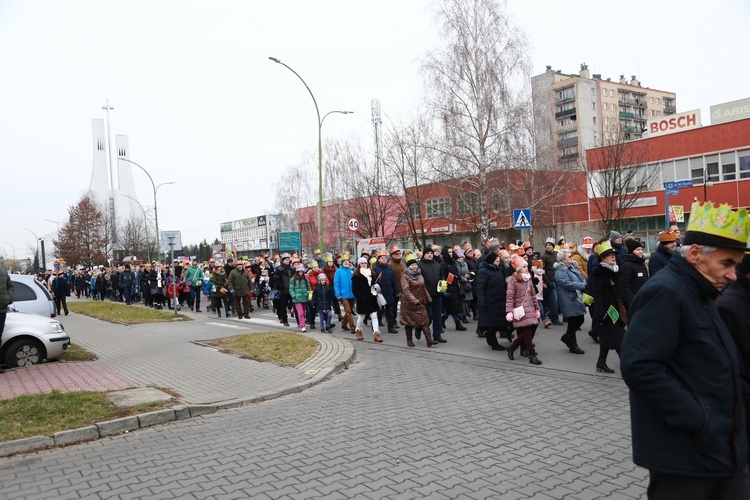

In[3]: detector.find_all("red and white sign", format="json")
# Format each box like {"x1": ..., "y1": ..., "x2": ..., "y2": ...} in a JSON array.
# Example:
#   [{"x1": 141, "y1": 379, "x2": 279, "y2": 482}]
[
  {"x1": 356, "y1": 237, "x2": 387, "y2": 258},
  {"x1": 648, "y1": 109, "x2": 701, "y2": 137},
  {"x1": 347, "y1": 217, "x2": 359, "y2": 232}
]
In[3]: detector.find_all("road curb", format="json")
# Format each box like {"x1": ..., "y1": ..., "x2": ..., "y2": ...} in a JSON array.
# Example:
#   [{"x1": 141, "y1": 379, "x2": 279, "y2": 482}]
[{"x1": 0, "y1": 338, "x2": 356, "y2": 458}]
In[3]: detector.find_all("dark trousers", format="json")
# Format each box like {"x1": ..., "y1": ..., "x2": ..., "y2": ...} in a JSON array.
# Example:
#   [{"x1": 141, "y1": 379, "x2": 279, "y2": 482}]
[
  {"x1": 278, "y1": 293, "x2": 291, "y2": 323},
  {"x1": 416, "y1": 294, "x2": 443, "y2": 339},
  {"x1": 54, "y1": 295, "x2": 68, "y2": 315},
  {"x1": 0, "y1": 311, "x2": 6, "y2": 338},
  {"x1": 512, "y1": 325, "x2": 536, "y2": 352},
  {"x1": 562, "y1": 315, "x2": 585, "y2": 346},
  {"x1": 189, "y1": 286, "x2": 201, "y2": 311},
  {"x1": 484, "y1": 326, "x2": 507, "y2": 349},
  {"x1": 648, "y1": 466, "x2": 750, "y2": 500},
  {"x1": 234, "y1": 295, "x2": 250, "y2": 319},
  {"x1": 377, "y1": 302, "x2": 397, "y2": 328}
]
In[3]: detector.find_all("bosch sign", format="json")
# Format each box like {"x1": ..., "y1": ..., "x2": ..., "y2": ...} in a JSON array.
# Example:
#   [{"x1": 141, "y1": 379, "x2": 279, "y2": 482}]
[{"x1": 647, "y1": 110, "x2": 701, "y2": 137}]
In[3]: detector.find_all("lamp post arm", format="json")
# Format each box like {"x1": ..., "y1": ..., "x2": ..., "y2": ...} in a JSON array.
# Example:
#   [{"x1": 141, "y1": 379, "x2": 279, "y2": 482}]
[{"x1": 120, "y1": 194, "x2": 152, "y2": 262}]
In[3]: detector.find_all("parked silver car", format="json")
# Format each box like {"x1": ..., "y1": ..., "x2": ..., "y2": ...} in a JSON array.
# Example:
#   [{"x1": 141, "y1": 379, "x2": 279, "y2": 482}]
[
  {"x1": 1, "y1": 311, "x2": 70, "y2": 367},
  {"x1": 9, "y1": 274, "x2": 56, "y2": 318}
]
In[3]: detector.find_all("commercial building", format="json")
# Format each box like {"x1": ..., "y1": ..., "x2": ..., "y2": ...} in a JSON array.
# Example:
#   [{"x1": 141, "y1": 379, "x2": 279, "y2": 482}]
[
  {"x1": 532, "y1": 64, "x2": 677, "y2": 171},
  {"x1": 219, "y1": 214, "x2": 282, "y2": 258}
]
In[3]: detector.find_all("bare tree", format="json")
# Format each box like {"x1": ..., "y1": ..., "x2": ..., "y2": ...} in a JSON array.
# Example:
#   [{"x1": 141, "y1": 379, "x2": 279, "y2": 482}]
[
  {"x1": 118, "y1": 214, "x2": 151, "y2": 261},
  {"x1": 380, "y1": 114, "x2": 436, "y2": 250},
  {"x1": 57, "y1": 193, "x2": 111, "y2": 268},
  {"x1": 273, "y1": 159, "x2": 316, "y2": 235},
  {"x1": 585, "y1": 135, "x2": 658, "y2": 234},
  {"x1": 421, "y1": 0, "x2": 533, "y2": 241}
]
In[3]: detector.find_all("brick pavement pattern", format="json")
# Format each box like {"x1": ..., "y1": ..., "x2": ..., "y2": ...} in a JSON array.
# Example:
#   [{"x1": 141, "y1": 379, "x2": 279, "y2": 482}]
[
  {"x1": 0, "y1": 361, "x2": 136, "y2": 400},
  {"x1": 0, "y1": 342, "x2": 647, "y2": 498}
]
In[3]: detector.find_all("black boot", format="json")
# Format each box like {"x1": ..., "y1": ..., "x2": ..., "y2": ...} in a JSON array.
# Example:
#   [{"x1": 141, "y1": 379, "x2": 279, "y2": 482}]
[
  {"x1": 507, "y1": 343, "x2": 518, "y2": 360},
  {"x1": 455, "y1": 321, "x2": 467, "y2": 331},
  {"x1": 528, "y1": 352, "x2": 542, "y2": 365},
  {"x1": 597, "y1": 362, "x2": 615, "y2": 373}
]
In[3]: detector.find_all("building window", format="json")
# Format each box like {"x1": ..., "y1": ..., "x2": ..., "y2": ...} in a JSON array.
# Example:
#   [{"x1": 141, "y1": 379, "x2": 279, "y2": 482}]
[
  {"x1": 739, "y1": 153, "x2": 750, "y2": 179},
  {"x1": 425, "y1": 197, "x2": 451, "y2": 219},
  {"x1": 456, "y1": 192, "x2": 478, "y2": 215},
  {"x1": 605, "y1": 117, "x2": 609, "y2": 125},
  {"x1": 721, "y1": 152, "x2": 736, "y2": 181},
  {"x1": 602, "y1": 89, "x2": 607, "y2": 97},
  {"x1": 592, "y1": 102, "x2": 596, "y2": 110},
  {"x1": 604, "y1": 103, "x2": 608, "y2": 111},
  {"x1": 657, "y1": 111, "x2": 661, "y2": 117},
  {"x1": 593, "y1": 117, "x2": 596, "y2": 124},
  {"x1": 650, "y1": 97, "x2": 654, "y2": 104},
  {"x1": 610, "y1": 90, "x2": 614, "y2": 97},
  {"x1": 605, "y1": 132, "x2": 610, "y2": 140},
  {"x1": 650, "y1": 109, "x2": 654, "y2": 117},
  {"x1": 690, "y1": 157, "x2": 705, "y2": 185},
  {"x1": 409, "y1": 202, "x2": 421, "y2": 220},
  {"x1": 656, "y1": 98, "x2": 660, "y2": 105}
]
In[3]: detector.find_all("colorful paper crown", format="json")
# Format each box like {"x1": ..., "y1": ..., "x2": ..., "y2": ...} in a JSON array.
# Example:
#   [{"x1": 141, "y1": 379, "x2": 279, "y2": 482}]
[
  {"x1": 684, "y1": 201, "x2": 749, "y2": 251},
  {"x1": 594, "y1": 241, "x2": 615, "y2": 257},
  {"x1": 659, "y1": 231, "x2": 678, "y2": 243}
]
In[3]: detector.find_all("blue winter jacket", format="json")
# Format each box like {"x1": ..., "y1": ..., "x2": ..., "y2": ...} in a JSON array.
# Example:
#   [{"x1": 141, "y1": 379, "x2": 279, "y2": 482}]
[
  {"x1": 372, "y1": 262, "x2": 397, "y2": 304},
  {"x1": 555, "y1": 262, "x2": 587, "y2": 317},
  {"x1": 334, "y1": 266, "x2": 354, "y2": 300}
]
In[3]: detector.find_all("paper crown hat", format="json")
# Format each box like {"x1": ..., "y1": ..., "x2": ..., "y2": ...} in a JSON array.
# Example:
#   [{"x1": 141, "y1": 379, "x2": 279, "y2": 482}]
[
  {"x1": 594, "y1": 240, "x2": 616, "y2": 258},
  {"x1": 658, "y1": 230, "x2": 678, "y2": 243},
  {"x1": 683, "y1": 201, "x2": 749, "y2": 251}
]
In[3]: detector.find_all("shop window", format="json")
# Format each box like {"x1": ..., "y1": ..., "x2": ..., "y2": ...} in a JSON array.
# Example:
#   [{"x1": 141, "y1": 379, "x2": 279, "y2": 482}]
[
  {"x1": 706, "y1": 155, "x2": 719, "y2": 182},
  {"x1": 721, "y1": 152, "x2": 736, "y2": 181},
  {"x1": 690, "y1": 157, "x2": 705, "y2": 185},
  {"x1": 739, "y1": 153, "x2": 750, "y2": 179}
]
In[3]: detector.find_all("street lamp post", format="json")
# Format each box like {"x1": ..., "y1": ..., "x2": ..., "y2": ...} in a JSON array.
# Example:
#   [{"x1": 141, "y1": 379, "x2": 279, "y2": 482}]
[
  {"x1": 269, "y1": 57, "x2": 353, "y2": 253},
  {"x1": 4, "y1": 242, "x2": 16, "y2": 265},
  {"x1": 45, "y1": 219, "x2": 60, "y2": 258},
  {"x1": 119, "y1": 194, "x2": 152, "y2": 263},
  {"x1": 116, "y1": 158, "x2": 176, "y2": 261},
  {"x1": 22, "y1": 227, "x2": 40, "y2": 272}
]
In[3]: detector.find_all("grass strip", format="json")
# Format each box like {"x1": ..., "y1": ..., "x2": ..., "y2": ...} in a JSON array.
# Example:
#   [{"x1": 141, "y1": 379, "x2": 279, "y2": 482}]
[
  {"x1": 68, "y1": 301, "x2": 191, "y2": 324},
  {"x1": 203, "y1": 332, "x2": 318, "y2": 367}
]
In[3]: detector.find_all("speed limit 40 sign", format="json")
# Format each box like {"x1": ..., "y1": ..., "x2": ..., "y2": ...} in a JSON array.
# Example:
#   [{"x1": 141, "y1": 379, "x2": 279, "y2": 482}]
[{"x1": 347, "y1": 217, "x2": 359, "y2": 232}]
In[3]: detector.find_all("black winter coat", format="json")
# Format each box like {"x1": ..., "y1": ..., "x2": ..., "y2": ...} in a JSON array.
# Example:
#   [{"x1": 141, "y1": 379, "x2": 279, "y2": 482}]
[
  {"x1": 716, "y1": 274, "x2": 750, "y2": 462},
  {"x1": 465, "y1": 256, "x2": 478, "y2": 298},
  {"x1": 439, "y1": 247, "x2": 463, "y2": 315},
  {"x1": 372, "y1": 263, "x2": 397, "y2": 304},
  {"x1": 591, "y1": 265, "x2": 626, "y2": 350},
  {"x1": 619, "y1": 254, "x2": 648, "y2": 309},
  {"x1": 417, "y1": 257, "x2": 441, "y2": 299},
  {"x1": 273, "y1": 264, "x2": 294, "y2": 293},
  {"x1": 352, "y1": 271, "x2": 379, "y2": 315},
  {"x1": 621, "y1": 253, "x2": 748, "y2": 477},
  {"x1": 475, "y1": 261, "x2": 508, "y2": 329},
  {"x1": 648, "y1": 243, "x2": 673, "y2": 277}
]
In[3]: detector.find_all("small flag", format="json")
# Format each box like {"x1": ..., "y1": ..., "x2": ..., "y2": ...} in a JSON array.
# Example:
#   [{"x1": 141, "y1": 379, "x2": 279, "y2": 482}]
[{"x1": 606, "y1": 305, "x2": 620, "y2": 324}]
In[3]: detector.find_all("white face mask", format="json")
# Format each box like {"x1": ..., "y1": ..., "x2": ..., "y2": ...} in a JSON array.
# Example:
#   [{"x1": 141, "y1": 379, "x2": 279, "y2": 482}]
[{"x1": 521, "y1": 273, "x2": 531, "y2": 282}]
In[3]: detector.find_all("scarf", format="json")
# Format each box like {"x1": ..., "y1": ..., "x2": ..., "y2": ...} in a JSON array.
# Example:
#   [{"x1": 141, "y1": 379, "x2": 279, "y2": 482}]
[
  {"x1": 600, "y1": 262, "x2": 619, "y2": 273},
  {"x1": 405, "y1": 267, "x2": 421, "y2": 279}
]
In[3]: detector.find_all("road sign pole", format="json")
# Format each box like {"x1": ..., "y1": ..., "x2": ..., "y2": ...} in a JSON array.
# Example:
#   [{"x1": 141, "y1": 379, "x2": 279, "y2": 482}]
[{"x1": 665, "y1": 191, "x2": 670, "y2": 230}]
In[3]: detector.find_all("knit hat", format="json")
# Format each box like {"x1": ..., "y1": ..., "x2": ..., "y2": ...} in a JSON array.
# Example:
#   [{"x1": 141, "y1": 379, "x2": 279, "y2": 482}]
[
  {"x1": 405, "y1": 254, "x2": 417, "y2": 266},
  {"x1": 295, "y1": 264, "x2": 305, "y2": 272},
  {"x1": 357, "y1": 257, "x2": 368, "y2": 265},
  {"x1": 609, "y1": 230, "x2": 623, "y2": 242},
  {"x1": 422, "y1": 247, "x2": 434, "y2": 255},
  {"x1": 454, "y1": 248, "x2": 464, "y2": 258},
  {"x1": 625, "y1": 239, "x2": 644, "y2": 254},
  {"x1": 317, "y1": 273, "x2": 327, "y2": 281}
]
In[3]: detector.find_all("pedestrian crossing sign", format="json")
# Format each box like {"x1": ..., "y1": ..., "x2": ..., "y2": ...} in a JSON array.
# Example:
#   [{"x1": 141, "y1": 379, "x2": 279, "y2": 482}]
[{"x1": 513, "y1": 209, "x2": 531, "y2": 229}]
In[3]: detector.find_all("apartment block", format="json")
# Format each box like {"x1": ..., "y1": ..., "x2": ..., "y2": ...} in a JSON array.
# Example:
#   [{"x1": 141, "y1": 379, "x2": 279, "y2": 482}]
[{"x1": 532, "y1": 63, "x2": 677, "y2": 171}]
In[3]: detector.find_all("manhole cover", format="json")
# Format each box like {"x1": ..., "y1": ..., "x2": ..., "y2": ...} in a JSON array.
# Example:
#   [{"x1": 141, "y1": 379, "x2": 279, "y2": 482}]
[{"x1": 304, "y1": 369, "x2": 320, "y2": 375}]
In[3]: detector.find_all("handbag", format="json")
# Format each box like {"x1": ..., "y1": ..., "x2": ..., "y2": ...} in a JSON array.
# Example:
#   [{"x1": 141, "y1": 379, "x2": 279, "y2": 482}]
[
  {"x1": 307, "y1": 290, "x2": 314, "y2": 302},
  {"x1": 512, "y1": 305, "x2": 525, "y2": 321},
  {"x1": 618, "y1": 301, "x2": 628, "y2": 325},
  {"x1": 376, "y1": 293, "x2": 387, "y2": 307},
  {"x1": 269, "y1": 289, "x2": 281, "y2": 300}
]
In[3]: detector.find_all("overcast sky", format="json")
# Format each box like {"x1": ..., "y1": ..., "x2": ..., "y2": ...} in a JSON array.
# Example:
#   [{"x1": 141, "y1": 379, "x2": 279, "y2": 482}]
[{"x1": 1, "y1": 0, "x2": 748, "y2": 263}]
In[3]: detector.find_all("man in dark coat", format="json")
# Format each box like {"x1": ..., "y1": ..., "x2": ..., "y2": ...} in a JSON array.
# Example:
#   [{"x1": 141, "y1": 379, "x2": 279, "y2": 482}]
[
  {"x1": 717, "y1": 253, "x2": 750, "y2": 466},
  {"x1": 648, "y1": 230, "x2": 677, "y2": 277},
  {"x1": 416, "y1": 247, "x2": 445, "y2": 342},
  {"x1": 51, "y1": 270, "x2": 70, "y2": 315},
  {"x1": 272, "y1": 254, "x2": 295, "y2": 326},
  {"x1": 475, "y1": 252, "x2": 507, "y2": 351},
  {"x1": 439, "y1": 246, "x2": 468, "y2": 332},
  {"x1": 619, "y1": 239, "x2": 648, "y2": 309},
  {"x1": 373, "y1": 250, "x2": 398, "y2": 333},
  {"x1": 120, "y1": 265, "x2": 135, "y2": 305},
  {"x1": 621, "y1": 203, "x2": 750, "y2": 497}
]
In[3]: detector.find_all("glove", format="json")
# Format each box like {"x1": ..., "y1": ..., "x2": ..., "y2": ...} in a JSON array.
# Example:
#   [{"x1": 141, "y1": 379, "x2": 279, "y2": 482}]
[
  {"x1": 505, "y1": 312, "x2": 513, "y2": 322},
  {"x1": 535, "y1": 310, "x2": 540, "y2": 319}
]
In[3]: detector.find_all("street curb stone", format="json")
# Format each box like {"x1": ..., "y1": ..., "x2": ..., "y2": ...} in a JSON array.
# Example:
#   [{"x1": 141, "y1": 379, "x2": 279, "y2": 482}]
[
  {"x1": 54, "y1": 425, "x2": 99, "y2": 446},
  {"x1": 0, "y1": 335, "x2": 355, "y2": 458}
]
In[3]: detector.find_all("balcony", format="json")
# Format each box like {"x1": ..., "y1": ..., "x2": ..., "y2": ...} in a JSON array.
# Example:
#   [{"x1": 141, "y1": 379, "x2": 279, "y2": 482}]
[
  {"x1": 633, "y1": 114, "x2": 647, "y2": 121},
  {"x1": 554, "y1": 92, "x2": 575, "y2": 103},
  {"x1": 556, "y1": 123, "x2": 577, "y2": 133},
  {"x1": 555, "y1": 107, "x2": 576, "y2": 119},
  {"x1": 557, "y1": 136, "x2": 578, "y2": 147},
  {"x1": 664, "y1": 104, "x2": 676, "y2": 114},
  {"x1": 619, "y1": 111, "x2": 635, "y2": 119}
]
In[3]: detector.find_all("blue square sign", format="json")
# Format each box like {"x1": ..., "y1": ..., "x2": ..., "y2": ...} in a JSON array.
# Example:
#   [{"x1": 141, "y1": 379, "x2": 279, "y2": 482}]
[{"x1": 513, "y1": 209, "x2": 531, "y2": 229}]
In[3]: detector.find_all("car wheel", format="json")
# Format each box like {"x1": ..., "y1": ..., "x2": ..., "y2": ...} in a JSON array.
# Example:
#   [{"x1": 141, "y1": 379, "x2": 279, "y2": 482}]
[{"x1": 4, "y1": 338, "x2": 44, "y2": 368}]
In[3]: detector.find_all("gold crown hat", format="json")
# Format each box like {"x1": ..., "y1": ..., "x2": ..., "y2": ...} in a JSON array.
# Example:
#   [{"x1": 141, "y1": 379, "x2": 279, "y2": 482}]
[
  {"x1": 594, "y1": 240, "x2": 616, "y2": 258},
  {"x1": 683, "y1": 201, "x2": 750, "y2": 251}
]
